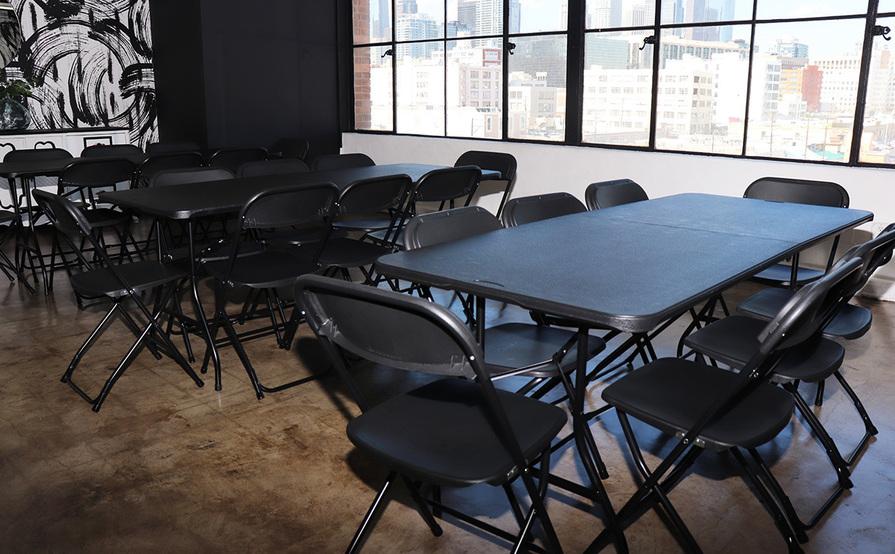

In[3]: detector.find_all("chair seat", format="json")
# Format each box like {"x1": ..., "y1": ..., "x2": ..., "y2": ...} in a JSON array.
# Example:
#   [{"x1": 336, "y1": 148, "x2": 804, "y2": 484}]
[
  {"x1": 0, "y1": 209, "x2": 15, "y2": 224},
  {"x1": 365, "y1": 226, "x2": 405, "y2": 247},
  {"x1": 82, "y1": 207, "x2": 130, "y2": 228},
  {"x1": 738, "y1": 287, "x2": 873, "y2": 340},
  {"x1": 70, "y1": 260, "x2": 188, "y2": 298},
  {"x1": 484, "y1": 323, "x2": 605, "y2": 378},
  {"x1": 333, "y1": 215, "x2": 395, "y2": 233},
  {"x1": 684, "y1": 315, "x2": 844, "y2": 382},
  {"x1": 752, "y1": 263, "x2": 825, "y2": 286},
  {"x1": 164, "y1": 239, "x2": 265, "y2": 263},
  {"x1": 260, "y1": 226, "x2": 333, "y2": 247},
  {"x1": 602, "y1": 358, "x2": 794, "y2": 448},
  {"x1": 347, "y1": 378, "x2": 567, "y2": 486},
  {"x1": 203, "y1": 248, "x2": 319, "y2": 288},
  {"x1": 319, "y1": 237, "x2": 392, "y2": 267}
]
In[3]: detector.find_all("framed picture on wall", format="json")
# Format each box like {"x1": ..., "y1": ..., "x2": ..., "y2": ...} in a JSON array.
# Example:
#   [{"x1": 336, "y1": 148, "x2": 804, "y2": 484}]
[{"x1": 83, "y1": 136, "x2": 113, "y2": 149}]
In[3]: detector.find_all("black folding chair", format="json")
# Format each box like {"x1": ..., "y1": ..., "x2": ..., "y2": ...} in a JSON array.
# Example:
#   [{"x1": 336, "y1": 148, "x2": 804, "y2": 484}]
[
  {"x1": 200, "y1": 183, "x2": 339, "y2": 397},
  {"x1": 82, "y1": 143, "x2": 144, "y2": 161},
  {"x1": 135, "y1": 151, "x2": 205, "y2": 188},
  {"x1": 0, "y1": 208, "x2": 18, "y2": 284},
  {"x1": 296, "y1": 275, "x2": 566, "y2": 553},
  {"x1": 146, "y1": 141, "x2": 203, "y2": 156},
  {"x1": 269, "y1": 137, "x2": 310, "y2": 160},
  {"x1": 745, "y1": 177, "x2": 850, "y2": 288},
  {"x1": 585, "y1": 179, "x2": 648, "y2": 210},
  {"x1": 311, "y1": 152, "x2": 375, "y2": 171},
  {"x1": 237, "y1": 158, "x2": 310, "y2": 178},
  {"x1": 207, "y1": 147, "x2": 268, "y2": 174},
  {"x1": 501, "y1": 192, "x2": 586, "y2": 228},
  {"x1": 587, "y1": 258, "x2": 865, "y2": 554},
  {"x1": 455, "y1": 150, "x2": 517, "y2": 218},
  {"x1": 33, "y1": 190, "x2": 203, "y2": 412}
]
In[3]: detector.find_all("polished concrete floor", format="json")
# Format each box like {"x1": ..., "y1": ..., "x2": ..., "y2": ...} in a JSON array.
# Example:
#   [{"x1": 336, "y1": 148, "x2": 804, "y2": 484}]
[{"x1": 1, "y1": 269, "x2": 893, "y2": 553}]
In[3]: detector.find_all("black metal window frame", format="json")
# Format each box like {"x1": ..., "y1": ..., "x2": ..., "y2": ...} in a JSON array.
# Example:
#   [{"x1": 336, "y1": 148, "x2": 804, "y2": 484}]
[{"x1": 348, "y1": 0, "x2": 895, "y2": 170}]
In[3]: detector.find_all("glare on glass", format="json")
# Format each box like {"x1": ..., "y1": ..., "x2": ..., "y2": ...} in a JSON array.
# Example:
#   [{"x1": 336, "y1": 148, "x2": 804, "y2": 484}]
[
  {"x1": 655, "y1": 25, "x2": 751, "y2": 155},
  {"x1": 507, "y1": 34, "x2": 567, "y2": 141},
  {"x1": 511, "y1": 0, "x2": 568, "y2": 34},
  {"x1": 662, "y1": 0, "x2": 752, "y2": 25},
  {"x1": 448, "y1": 0, "x2": 504, "y2": 37},
  {"x1": 396, "y1": 0, "x2": 445, "y2": 41},
  {"x1": 746, "y1": 19, "x2": 865, "y2": 162},
  {"x1": 353, "y1": 0, "x2": 392, "y2": 44},
  {"x1": 860, "y1": 16, "x2": 895, "y2": 164},
  {"x1": 582, "y1": 31, "x2": 653, "y2": 146},
  {"x1": 586, "y1": 0, "x2": 655, "y2": 29},
  {"x1": 757, "y1": 0, "x2": 866, "y2": 20},
  {"x1": 354, "y1": 46, "x2": 394, "y2": 131},
  {"x1": 447, "y1": 38, "x2": 503, "y2": 138},
  {"x1": 396, "y1": 42, "x2": 446, "y2": 136}
]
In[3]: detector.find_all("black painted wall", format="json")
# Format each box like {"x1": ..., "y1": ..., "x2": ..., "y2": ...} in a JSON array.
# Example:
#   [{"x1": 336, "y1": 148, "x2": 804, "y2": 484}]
[{"x1": 149, "y1": 0, "x2": 341, "y2": 158}]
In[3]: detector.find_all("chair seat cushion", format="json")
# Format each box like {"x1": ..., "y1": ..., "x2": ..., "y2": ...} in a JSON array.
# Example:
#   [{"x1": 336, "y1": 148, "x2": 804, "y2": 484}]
[
  {"x1": 484, "y1": 323, "x2": 605, "y2": 378},
  {"x1": 203, "y1": 248, "x2": 319, "y2": 288},
  {"x1": 602, "y1": 358, "x2": 794, "y2": 448},
  {"x1": 751, "y1": 263, "x2": 824, "y2": 286},
  {"x1": 70, "y1": 261, "x2": 188, "y2": 298},
  {"x1": 684, "y1": 315, "x2": 844, "y2": 382},
  {"x1": 348, "y1": 378, "x2": 567, "y2": 486},
  {"x1": 333, "y1": 215, "x2": 395, "y2": 233},
  {"x1": 319, "y1": 237, "x2": 392, "y2": 267},
  {"x1": 738, "y1": 288, "x2": 872, "y2": 340},
  {"x1": 82, "y1": 207, "x2": 129, "y2": 228}
]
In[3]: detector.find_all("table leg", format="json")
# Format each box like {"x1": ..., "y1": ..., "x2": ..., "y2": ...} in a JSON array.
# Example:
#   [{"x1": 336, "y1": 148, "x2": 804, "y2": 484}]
[
  {"x1": 7, "y1": 177, "x2": 35, "y2": 294},
  {"x1": 187, "y1": 220, "x2": 222, "y2": 390},
  {"x1": 22, "y1": 177, "x2": 49, "y2": 293}
]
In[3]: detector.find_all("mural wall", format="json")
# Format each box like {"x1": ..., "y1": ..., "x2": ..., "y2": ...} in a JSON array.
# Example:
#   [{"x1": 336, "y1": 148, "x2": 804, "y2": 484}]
[{"x1": 4, "y1": 0, "x2": 156, "y2": 146}]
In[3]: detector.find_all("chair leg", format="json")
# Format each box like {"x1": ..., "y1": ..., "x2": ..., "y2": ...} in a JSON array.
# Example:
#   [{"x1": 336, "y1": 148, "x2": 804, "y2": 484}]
[
  {"x1": 785, "y1": 383, "x2": 852, "y2": 487},
  {"x1": 814, "y1": 380, "x2": 825, "y2": 407},
  {"x1": 92, "y1": 323, "x2": 153, "y2": 412},
  {"x1": 400, "y1": 477, "x2": 443, "y2": 538},
  {"x1": 833, "y1": 370, "x2": 879, "y2": 465},
  {"x1": 62, "y1": 301, "x2": 121, "y2": 383},
  {"x1": 347, "y1": 472, "x2": 395, "y2": 554},
  {"x1": 217, "y1": 305, "x2": 264, "y2": 399}
]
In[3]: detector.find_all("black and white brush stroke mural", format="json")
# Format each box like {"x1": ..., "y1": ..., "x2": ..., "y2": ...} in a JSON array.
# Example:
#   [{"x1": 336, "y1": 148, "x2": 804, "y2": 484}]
[{"x1": 4, "y1": 0, "x2": 156, "y2": 146}]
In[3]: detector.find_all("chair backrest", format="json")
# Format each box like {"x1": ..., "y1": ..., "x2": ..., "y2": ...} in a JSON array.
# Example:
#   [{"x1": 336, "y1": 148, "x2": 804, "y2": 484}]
[
  {"x1": 150, "y1": 167, "x2": 234, "y2": 188},
  {"x1": 337, "y1": 175, "x2": 411, "y2": 217},
  {"x1": 60, "y1": 158, "x2": 137, "y2": 188},
  {"x1": 269, "y1": 137, "x2": 310, "y2": 160},
  {"x1": 82, "y1": 143, "x2": 144, "y2": 161},
  {"x1": 137, "y1": 152, "x2": 205, "y2": 186},
  {"x1": 4, "y1": 147, "x2": 72, "y2": 163},
  {"x1": 501, "y1": 192, "x2": 586, "y2": 227},
  {"x1": 414, "y1": 166, "x2": 481, "y2": 205},
  {"x1": 312, "y1": 152, "x2": 375, "y2": 171},
  {"x1": 585, "y1": 178, "x2": 648, "y2": 210},
  {"x1": 455, "y1": 151, "x2": 517, "y2": 184},
  {"x1": 744, "y1": 177, "x2": 849, "y2": 208},
  {"x1": 207, "y1": 147, "x2": 268, "y2": 173},
  {"x1": 237, "y1": 158, "x2": 310, "y2": 178},
  {"x1": 33, "y1": 189, "x2": 92, "y2": 241},
  {"x1": 404, "y1": 206, "x2": 501, "y2": 251},
  {"x1": 146, "y1": 141, "x2": 202, "y2": 155},
  {"x1": 840, "y1": 223, "x2": 895, "y2": 298}
]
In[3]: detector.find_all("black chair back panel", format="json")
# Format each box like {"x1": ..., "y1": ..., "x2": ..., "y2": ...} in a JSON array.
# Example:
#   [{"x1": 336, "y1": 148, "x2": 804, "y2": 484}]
[
  {"x1": 455, "y1": 151, "x2": 517, "y2": 183},
  {"x1": 745, "y1": 177, "x2": 849, "y2": 208},
  {"x1": 238, "y1": 159, "x2": 310, "y2": 178},
  {"x1": 859, "y1": 223, "x2": 895, "y2": 280},
  {"x1": 61, "y1": 158, "x2": 137, "y2": 187},
  {"x1": 502, "y1": 192, "x2": 586, "y2": 227},
  {"x1": 150, "y1": 167, "x2": 234, "y2": 187},
  {"x1": 4, "y1": 147, "x2": 72, "y2": 163},
  {"x1": 33, "y1": 189, "x2": 92, "y2": 240},
  {"x1": 404, "y1": 206, "x2": 501, "y2": 250},
  {"x1": 415, "y1": 166, "x2": 481, "y2": 204},
  {"x1": 82, "y1": 144, "x2": 144, "y2": 159},
  {"x1": 270, "y1": 138, "x2": 310, "y2": 160},
  {"x1": 585, "y1": 179, "x2": 648, "y2": 210},
  {"x1": 208, "y1": 148, "x2": 268, "y2": 173},
  {"x1": 146, "y1": 141, "x2": 202, "y2": 156},
  {"x1": 138, "y1": 152, "x2": 205, "y2": 183},
  {"x1": 241, "y1": 183, "x2": 340, "y2": 230},
  {"x1": 338, "y1": 175, "x2": 411, "y2": 216},
  {"x1": 312, "y1": 153, "x2": 375, "y2": 171}
]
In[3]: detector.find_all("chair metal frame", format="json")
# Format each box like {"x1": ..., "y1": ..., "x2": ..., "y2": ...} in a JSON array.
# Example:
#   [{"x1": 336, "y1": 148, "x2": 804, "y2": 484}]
[{"x1": 455, "y1": 150, "x2": 517, "y2": 219}]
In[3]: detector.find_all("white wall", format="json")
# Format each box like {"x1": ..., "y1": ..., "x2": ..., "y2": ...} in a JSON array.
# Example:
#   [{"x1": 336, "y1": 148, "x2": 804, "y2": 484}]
[{"x1": 342, "y1": 132, "x2": 895, "y2": 301}]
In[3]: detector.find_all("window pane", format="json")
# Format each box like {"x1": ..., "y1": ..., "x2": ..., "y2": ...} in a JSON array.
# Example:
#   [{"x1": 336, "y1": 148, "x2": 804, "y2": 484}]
[
  {"x1": 396, "y1": 42, "x2": 445, "y2": 135},
  {"x1": 661, "y1": 0, "x2": 752, "y2": 25},
  {"x1": 396, "y1": 0, "x2": 445, "y2": 41},
  {"x1": 447, "y1": 39, "x2": 503, "y2": 138},
  {"x1": 353, "y1": 0, "x2": 392, "y2": 44},
  {"x1": 757, "y1": 1, "x2": 865, "y2": 20},
  {"x1": 354, "y1": 46, "x2": 393, "y2": 131},
  {"x1": 582, "y1": 31, "x2": 653, "y2": 146},
  {"x1": 511, "y1": 0, "x2": 568, "y2": 34},
  {"x1": 448, "y1": 0, "x2": 503, "y2": 37},
  {"x1": 860, "y1": 16, "x2": 895, "y2": 164},
  {"x1": 655, "y1": 25, "x2": 751, "y2": 154},
  {"x1": 586, "y1": 0, "x2": 656, "y2": 29},
  {"x1": 881, "y1": 0, "x2": 895, "y2": 14},
  {"x1": 508, "y1": 35, "x2": 567, "y2": 141},
  {"x1": 746, "y1": 20, "x2": 865, "y2": 162}
]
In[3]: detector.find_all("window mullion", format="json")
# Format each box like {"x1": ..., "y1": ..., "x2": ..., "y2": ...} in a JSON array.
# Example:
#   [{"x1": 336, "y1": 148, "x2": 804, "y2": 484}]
[
  {"x1": 565, "y1": 0, "x2": 585, "y2": 145},
  {"x1": 740, "y1": 0, "x2": 759, "y2": 156},
  {"x1": 502, "y1": 0, "x2": 510, "y2": 140},
  {"x1": 648, "y1": 0, "x2": 662, "y2": 149},
  {"x1": 850, "y1": 0, "x2": 882, "y2": 164}
]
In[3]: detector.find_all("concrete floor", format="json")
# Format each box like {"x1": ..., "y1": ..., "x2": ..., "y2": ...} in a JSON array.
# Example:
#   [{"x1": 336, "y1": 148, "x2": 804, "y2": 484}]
[{"x1": 1, "y1": 270, "x2": 893, "y2": 553}]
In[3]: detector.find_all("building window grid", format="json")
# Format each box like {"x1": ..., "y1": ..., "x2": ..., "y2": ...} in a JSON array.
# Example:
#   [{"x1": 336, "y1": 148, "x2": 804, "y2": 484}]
[{"x1": 352, "y1": 1, "x2": 895, "y2": 167}]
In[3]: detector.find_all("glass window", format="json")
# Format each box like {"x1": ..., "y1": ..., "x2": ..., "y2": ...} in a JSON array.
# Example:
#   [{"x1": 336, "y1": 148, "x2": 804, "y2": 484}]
[
  {"x1": 447, "y1": 38, "x2": 503, "y2": 138},
  {"x1": 746, "y1": 19, "x2": 865, "y2": 162},
  {"x1": 396, "y1": 42, "x2": 446, "y2": 135},
  {"x1": 396, "y1": 0, "x2": 445, "y2": 42},
  {"x1": 757, "y1": 1, "x2": 864, "y2": 20},
  {"x1": 860, "y1": 16, "x2": 895, "y2": 164},
  {"x1": 354, "y1": 46, "x2": 393, "y2": 131},
  {"x1": 353, "y1": 0, "x2": 392, "y2": 44},
  {"x1": 881, "y1": 0, "x2": 895, "y2": 14},
  {"x1": 511, "y1": 0, "x2": 568, "y2": 34},
  {"x1": 507, "y1": 35, "x2": 567, "y2": 141},
  {"x1": 656, "y1": 24, "x2": 751, "y2": 154},
  {"x1": 586, "y1": 0, "x2": 656, "y2": 29},
  {"x1": 582, "y1": 31, "x2": 653, "y2": 146},
  {"x1": 661, "y1": 0, "x2": 752, "y2": 25},
  {"x1": 448, "y1": 0, "x2": 503, "y2": 37}
]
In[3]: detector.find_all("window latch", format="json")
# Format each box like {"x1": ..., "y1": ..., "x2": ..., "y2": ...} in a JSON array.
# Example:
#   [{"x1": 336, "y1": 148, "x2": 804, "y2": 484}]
[
  {"x1": 381, "y1": 48, "x2": 394, "y2": 58},
  {"x1": 506, "y1": 41, "x2": 516, "y2": 55},
  {"x1": 639, "y1": 35, "x2": 657, "y2": 51},
  {"x1": 874, "y1": 25, "x2": 892, "y2": 41}
]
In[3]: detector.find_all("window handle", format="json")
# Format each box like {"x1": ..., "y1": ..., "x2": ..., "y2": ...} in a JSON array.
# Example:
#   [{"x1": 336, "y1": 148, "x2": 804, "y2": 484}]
[
  {"x1": 506, "y1": 42, "x2": 516, "y2": 55},
  {"x1": 639, "y1": 35, "x2": 656, "y2": 51},
  {"x1": 381, "y1": 48, "x2": 394, "y2": 58},
  {"x1": 874, "y1": 25, "x2": 892, "y2": 41}
]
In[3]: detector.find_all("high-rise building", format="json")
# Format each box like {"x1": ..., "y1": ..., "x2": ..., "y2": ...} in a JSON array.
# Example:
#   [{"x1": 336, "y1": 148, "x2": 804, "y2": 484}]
[
  {"x1": 376, "y1": 0, "x2": 390, "y2": 40},
  {"x1": 457, "y1": 0, "x2": 504, "y2": 36}
]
